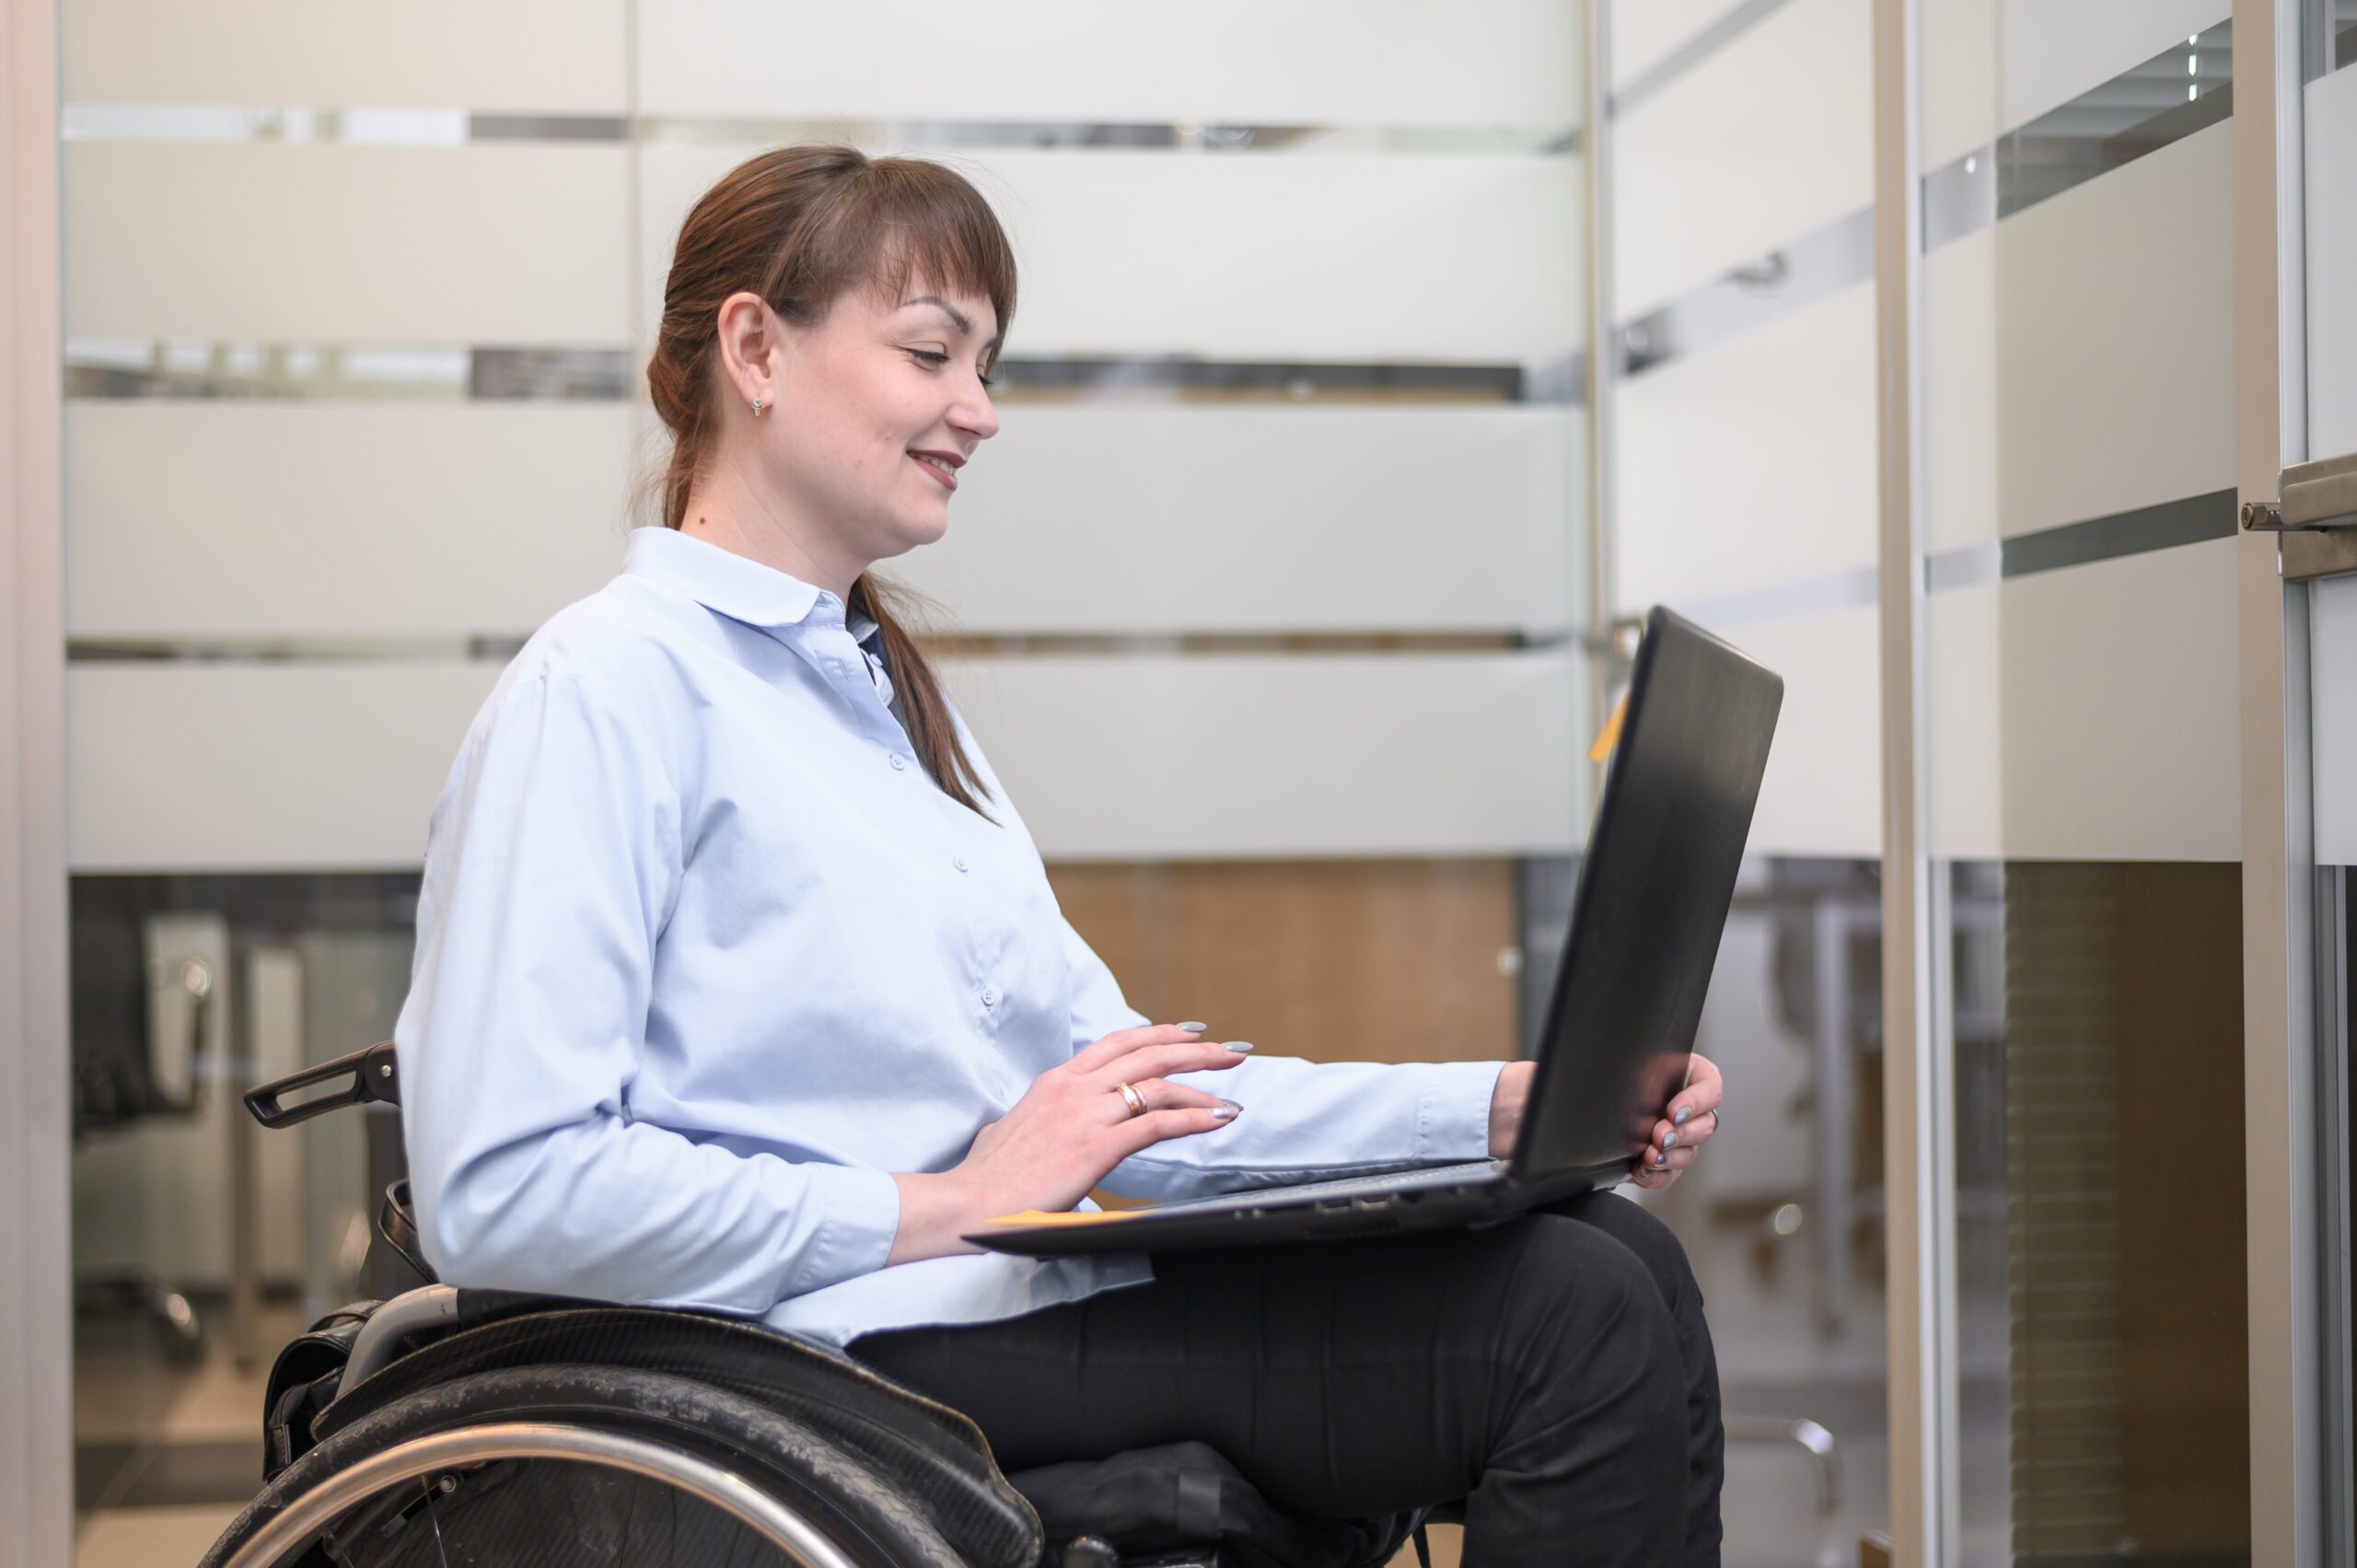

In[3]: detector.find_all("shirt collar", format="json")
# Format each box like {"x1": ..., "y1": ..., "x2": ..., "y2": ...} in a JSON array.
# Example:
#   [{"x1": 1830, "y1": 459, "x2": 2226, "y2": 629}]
[{"x1": 625, "y1": 526, "x2": 870, "y2": 635}]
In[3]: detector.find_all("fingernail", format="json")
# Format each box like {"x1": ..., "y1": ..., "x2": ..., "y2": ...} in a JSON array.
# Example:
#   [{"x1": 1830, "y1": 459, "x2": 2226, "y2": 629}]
[
  {"x1": 1176, "y1": 1020, "x2": 1208, "y2": 1033},
  {"x1": 1662, "y1": 1129, "x2": 1679, "y2": 1151},
  {"x1": 1652, "y1": 1149, "x2": 1667, "y2": 1167},
  {"x1": 1673, "y1": 1106, "x2": 1692, "y2": 1127},
  {"x1": 1224, "y1": 1040, "x2": 1255, "y2": 1053},
  {"x1": 1213, "y1": 1100, "x2": 1242, "y2": 1121}
]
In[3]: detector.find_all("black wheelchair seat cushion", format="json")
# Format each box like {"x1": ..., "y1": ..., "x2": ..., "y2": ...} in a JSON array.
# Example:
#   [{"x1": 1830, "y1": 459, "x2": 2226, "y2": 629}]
[
  {"x1": 1008, "y1": 1442, "x2": 1422, "y2": 1568},
  {"x1": 310, "y1": 1304, "x2": 1039, "y2": 1568}
]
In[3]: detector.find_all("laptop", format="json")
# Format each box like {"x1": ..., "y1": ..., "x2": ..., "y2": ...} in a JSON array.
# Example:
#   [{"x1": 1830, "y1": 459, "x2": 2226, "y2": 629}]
[{"x1": 970, "y1": 605, "x2": 1784, "y2": 1258}]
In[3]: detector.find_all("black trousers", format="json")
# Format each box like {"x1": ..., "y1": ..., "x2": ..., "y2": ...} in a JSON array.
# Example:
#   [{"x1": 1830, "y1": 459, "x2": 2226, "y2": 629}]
[{"x1": 852, "y1": 1191, "x2": 1723, "y2": 1566}]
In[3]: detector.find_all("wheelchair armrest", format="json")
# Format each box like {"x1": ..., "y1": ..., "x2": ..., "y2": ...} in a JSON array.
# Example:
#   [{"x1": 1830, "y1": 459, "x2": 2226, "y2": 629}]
[{"x1": 245, "y1": 1040, "x2": 401, "y2": 1128}]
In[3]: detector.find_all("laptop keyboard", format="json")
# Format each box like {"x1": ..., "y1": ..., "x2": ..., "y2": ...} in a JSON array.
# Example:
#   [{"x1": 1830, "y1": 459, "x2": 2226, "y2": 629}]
[{"x1": 1140, "y1": 1159, "x2": 1506, "y2": 1216}]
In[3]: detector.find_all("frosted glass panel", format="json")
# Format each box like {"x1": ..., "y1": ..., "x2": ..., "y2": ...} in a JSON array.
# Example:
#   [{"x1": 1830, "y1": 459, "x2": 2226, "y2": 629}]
[
  {"x1": 66, "y1": 402, "x2": 637, "y2": 639},
  {"x1": 639, "y1": 145, "x2": 1582, "y2": 362},
  {"x1": 638, "y1": 0, "x2": 1581, "y2": 127},
  {"x1": 66, "y1": 143, "x2": 633, "y2": 344},
  {"x1": 1615, "y1": 284, "x2": 1875, "y2": 612},
  {"x1": 68, "y1": 654, "x2": 1579, "y2": 870},
  {"x1": 1610, "y1": 0, "x2": 1872, "y2": 319},
  {"x1": 64, "y1": 0, "x2": 628, "y2": 112}
]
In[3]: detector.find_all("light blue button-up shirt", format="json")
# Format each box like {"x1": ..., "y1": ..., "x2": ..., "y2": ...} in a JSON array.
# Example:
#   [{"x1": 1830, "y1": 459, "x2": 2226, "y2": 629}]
[{"x1": 395, "y1": 526, "x2": 1505, "y2": 1345}]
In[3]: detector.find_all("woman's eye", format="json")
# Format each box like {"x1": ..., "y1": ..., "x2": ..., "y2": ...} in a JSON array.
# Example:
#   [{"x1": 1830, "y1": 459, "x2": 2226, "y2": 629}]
[{"x1": 911, "y1": 348, "x2": 995, "y2": 390}]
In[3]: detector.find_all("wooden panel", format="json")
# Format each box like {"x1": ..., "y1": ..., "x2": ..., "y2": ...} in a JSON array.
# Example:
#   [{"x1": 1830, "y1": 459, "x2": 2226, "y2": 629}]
[
  {"x1": 1048, "y1": 859, "x2": 1520, "y2": 1068},
  {"x1": 2109, "y1": 862, "x2": 2247, "y2": 1551}
]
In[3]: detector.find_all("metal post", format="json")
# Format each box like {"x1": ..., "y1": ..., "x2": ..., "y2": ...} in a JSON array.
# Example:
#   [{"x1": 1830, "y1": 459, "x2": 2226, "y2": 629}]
[
  {"x1": 2234, "y1": 0, "x2": 2320, "y2": 1562},
  {"x1": 1870, "y1": 0, "x2": 1943, "y2": 1560},
  {"x1": 1582, "y1": 0, "x2": 1618, "y2": 663},
  {"x1": 0, "y1": 0, "x2": 75, "y2": 1559}
]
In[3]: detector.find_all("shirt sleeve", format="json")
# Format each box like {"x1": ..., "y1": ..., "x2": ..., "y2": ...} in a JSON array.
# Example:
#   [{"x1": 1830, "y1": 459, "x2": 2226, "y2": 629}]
[
  {"x1": 397, "y1": 668, "x2": 902, "y2": 1317},
  {"x1": 1059, "y1": 914, "x2": 1508, "y2": 1202}
]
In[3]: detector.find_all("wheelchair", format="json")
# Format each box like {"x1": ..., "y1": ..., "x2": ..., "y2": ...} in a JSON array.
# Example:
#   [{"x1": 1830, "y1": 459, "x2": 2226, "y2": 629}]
[{"x1": 202, "y1": 1043, "x2": 1445, "y2": 1568}]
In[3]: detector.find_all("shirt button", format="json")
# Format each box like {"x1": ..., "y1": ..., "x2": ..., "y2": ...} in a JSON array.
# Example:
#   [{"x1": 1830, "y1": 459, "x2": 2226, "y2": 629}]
[
  {"x1": 981, "y1": 987, "x2": 997, "y2": 1008},
  {"x1": 888, "y1": 753, "x2": 907, "y2": 771},
  {"x1": 954, "y1": 855, "x2": 970, "y2": 873}
]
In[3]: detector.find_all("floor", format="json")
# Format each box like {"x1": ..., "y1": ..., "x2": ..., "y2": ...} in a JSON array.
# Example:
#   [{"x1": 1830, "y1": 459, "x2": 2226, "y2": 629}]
[{"x1": 74, "y1": 1298, "x2": 284, "y2": 1568}]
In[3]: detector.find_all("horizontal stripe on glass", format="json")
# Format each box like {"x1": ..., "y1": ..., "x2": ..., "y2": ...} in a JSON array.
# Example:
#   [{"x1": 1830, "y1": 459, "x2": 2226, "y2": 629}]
[
  {"x1": 1923, "y1": 21, "x2": 2235, "y2": 253},
  {"x1": 1617, "y1": 17, "x2": 2241, "y2": 372},
  {"x1": 1924, "y1": 489, "x2": 2237, "y2": 591},
  {"x1": 64, "y1": 105, "x2": 1578, "y2": 154},
  {"x1": 1609, "y1": 0, "x2": 1795, "y2": 116},
  {"x1": 1622, "y1": 486, "x2": 2239, "y2": 632},
  {"x1": 65, "y1": 632, "x2": 1549, "y2": 665},
  {"x1": 65, "y1": 344, "x2": 1533, "y2": 404}
]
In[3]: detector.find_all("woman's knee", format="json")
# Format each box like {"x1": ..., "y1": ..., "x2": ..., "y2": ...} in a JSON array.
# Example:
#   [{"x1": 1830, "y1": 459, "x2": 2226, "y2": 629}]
[
  {"x1": 1542, "y1": 1189, "x2": 1702, "y2": 1315},
  {"x1": 1504, "y1": 1211, "x2": 1678, "y2": 1355}
]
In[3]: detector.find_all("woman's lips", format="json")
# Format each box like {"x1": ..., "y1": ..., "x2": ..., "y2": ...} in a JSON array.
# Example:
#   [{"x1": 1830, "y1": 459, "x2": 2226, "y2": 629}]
[{"x1": 911, "y1": 454, "x2": 958, "y2": 492}]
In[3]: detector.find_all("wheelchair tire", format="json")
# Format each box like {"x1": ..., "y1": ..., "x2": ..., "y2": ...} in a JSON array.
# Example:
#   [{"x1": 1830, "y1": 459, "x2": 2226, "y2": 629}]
[{"x1": 199, "y1": 1364, "x2": 970, "y2": 1568}]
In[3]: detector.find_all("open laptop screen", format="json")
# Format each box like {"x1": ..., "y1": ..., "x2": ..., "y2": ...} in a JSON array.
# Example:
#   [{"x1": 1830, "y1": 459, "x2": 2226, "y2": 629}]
[{"x1": 1512, "y1": 607, "x2": 1784, "y2": 1179}]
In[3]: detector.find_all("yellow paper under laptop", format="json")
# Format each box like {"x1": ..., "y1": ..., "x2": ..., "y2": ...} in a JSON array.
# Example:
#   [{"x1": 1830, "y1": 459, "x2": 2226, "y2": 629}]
[{"x1": 985, "y1": 1208, "x2": 1145, "y2": 1227}]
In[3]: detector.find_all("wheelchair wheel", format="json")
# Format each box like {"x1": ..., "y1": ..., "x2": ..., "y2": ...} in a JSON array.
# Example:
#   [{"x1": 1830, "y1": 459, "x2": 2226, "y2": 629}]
[{"x1": 201, "y1": 1365, "x2": 969, "y2": 1568}]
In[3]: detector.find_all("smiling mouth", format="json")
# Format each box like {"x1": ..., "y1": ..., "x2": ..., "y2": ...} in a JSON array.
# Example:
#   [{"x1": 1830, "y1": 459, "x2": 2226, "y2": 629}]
[{"x1": 910, "y1": 453, "x2": 958, "y2": 491}]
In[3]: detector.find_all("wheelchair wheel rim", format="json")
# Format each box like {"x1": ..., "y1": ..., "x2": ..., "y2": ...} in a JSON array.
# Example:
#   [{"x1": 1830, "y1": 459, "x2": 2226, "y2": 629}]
[{"x1": 218, "y1": 1418, "x2": 863, "y2": 1568}]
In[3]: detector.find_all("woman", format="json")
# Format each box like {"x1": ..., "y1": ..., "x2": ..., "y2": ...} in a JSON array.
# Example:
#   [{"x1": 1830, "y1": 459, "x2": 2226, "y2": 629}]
[{"x1": 396, "y1": 145, "x2": 1728, "y2": 1564}]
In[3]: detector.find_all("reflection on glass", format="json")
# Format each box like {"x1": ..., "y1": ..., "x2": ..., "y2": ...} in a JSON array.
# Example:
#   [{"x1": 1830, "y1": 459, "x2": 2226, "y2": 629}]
[
  {"x1": 1640, "y1": 855, "x2": 1888, "y2": 1568},
  {"x1": 1948, "y1": 862, "x2": 2249, "y2": 1565}
]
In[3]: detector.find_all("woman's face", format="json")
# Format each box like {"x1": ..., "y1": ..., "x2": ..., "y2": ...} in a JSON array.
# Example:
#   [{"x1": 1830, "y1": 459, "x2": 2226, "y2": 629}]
[{"x1": 757, "y1": 276, "x2": 1002, "y2": 568}]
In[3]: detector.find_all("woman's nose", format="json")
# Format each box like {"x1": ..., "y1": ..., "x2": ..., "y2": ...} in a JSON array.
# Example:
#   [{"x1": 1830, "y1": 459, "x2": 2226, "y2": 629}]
[{"x1": 957, "y1": 386, "x2": 1000, "y2": 442}]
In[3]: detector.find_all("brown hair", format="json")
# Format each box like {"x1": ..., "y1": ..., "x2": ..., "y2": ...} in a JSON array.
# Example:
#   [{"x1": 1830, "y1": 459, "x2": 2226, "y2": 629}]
[{"x1": 645, "y1": 144, "x2": 1016, "y2": 818}]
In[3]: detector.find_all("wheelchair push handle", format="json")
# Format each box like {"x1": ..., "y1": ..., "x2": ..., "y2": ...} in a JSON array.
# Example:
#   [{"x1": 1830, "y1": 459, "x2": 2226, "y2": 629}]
[{"x1": 245, "y1": 1040, "x2": 401, "y2": 1130}]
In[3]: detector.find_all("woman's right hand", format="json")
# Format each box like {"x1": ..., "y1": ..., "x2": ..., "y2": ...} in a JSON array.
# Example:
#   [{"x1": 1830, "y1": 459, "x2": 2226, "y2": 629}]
[{"x1": 888, "y1": 1024, "x2": 1249, "y2": 1264}]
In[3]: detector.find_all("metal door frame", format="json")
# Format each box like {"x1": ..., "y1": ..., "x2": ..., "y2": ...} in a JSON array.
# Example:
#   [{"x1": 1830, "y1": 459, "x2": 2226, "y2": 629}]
[
  {"x1": 2235, "y1": 1, "x2": 2339, "y2": 1563},
  {"x1": 1, "y1": 0, "x2": 74, "y2": 1562}
]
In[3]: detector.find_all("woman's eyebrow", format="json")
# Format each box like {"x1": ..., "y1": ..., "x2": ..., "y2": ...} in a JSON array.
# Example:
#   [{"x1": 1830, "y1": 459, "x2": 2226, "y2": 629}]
[{"x1": 901, "y1": 295, "x2": 1003, "y2": 353}]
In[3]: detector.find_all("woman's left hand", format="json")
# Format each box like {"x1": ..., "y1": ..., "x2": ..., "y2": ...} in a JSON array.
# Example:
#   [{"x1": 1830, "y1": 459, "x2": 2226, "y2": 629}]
[{"x1": 1630, "y1": 1053, "x2": 1724, "y2": 1191}]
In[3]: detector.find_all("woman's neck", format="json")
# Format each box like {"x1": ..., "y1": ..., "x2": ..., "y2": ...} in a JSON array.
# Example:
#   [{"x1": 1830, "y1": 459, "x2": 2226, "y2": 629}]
[{"x1": 677, "y1": 469, "x2": 865, "y2": 602}]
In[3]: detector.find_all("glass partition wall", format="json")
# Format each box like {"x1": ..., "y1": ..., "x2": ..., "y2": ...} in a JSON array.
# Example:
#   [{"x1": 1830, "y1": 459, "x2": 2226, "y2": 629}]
[
  {"x1": 1917, "y1": 6, "x2": 2252, "y2": 1562},
  {"x1": 34, "y1": 1, "x2": 2339, "y2": 1563},
  {"x1": 1604, "y1": 2, "x2": 1892, "y2": 1562},
  {"x1": 56, "y1": 6, "x2": 1598, "y2": 1564}
]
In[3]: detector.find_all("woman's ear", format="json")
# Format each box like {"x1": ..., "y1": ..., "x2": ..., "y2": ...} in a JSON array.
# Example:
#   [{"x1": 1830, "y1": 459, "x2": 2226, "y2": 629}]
[{"x1": 714, "y1": 290, "x2": 780, "y2": 412}]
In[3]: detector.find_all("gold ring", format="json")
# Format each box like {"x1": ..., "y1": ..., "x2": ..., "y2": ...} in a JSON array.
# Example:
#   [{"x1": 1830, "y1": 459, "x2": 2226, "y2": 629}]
[{"x1": 1116, "y1": 1081, "x2": 1149, "y2": 1118}]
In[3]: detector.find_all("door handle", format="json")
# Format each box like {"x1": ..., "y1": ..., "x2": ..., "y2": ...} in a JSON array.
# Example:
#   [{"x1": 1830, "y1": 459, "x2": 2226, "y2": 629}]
[{"x1": 2242, "y1": 450, "x2": 2357, "y2": 581}]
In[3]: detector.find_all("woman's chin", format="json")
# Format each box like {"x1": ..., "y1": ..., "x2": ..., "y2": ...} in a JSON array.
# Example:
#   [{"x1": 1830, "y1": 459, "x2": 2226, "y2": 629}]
[
  {"x1": 899, "y1": 506, "x2": 952, "y2": 550},
  {"x1": 868, "y1": 509, "x2": 949, "y2": 562}
]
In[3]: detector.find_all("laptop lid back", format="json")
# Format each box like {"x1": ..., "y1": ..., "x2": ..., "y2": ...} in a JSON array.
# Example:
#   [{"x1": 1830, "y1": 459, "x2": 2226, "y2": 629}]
[{"x1": 1511, "y1": 607, "x2": 1784, "y2": 1179}]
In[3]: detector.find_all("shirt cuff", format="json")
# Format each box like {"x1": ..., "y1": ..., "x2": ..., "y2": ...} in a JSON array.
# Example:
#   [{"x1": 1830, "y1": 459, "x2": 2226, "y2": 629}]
[
  {"x1": 784, "y1": 1161, "x2": 903, "y2": 1301},
  {"x1": 1416, "y1": 1059, "x2": 1512, "y2": 1162}
]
